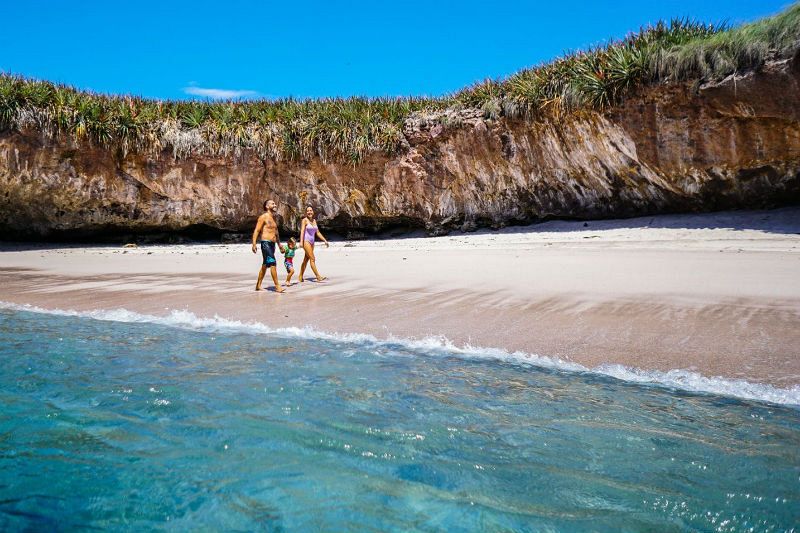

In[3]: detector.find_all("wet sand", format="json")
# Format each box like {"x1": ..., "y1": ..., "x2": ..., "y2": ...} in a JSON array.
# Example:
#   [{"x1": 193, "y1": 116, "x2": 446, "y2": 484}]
[{"x1": 1, "y1": 207, "x2": 799, "y2": 386}]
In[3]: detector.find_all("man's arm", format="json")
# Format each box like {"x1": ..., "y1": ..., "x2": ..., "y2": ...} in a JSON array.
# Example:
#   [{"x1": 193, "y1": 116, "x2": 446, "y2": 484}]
[
  {"x1": 274, "y1": 214, "x2": 282, "y2": 249},
  {"x1": 252, "y1": 216, "x2": 264, "y2": 253}
]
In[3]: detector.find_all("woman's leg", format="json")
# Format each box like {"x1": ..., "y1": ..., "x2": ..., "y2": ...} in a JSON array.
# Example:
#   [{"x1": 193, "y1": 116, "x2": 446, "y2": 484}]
[
  {"x1": 303, "y1": 242, "x2": 325, "y2": 281},
  {"x1": 299, "y1": 254, "x2": 309, "y2": 282}
]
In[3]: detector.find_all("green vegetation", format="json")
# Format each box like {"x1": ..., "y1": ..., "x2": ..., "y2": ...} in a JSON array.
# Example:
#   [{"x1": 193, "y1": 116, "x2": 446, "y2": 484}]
[{"x1": 1, "y1": 4, "x2": 798, "y2": 164}]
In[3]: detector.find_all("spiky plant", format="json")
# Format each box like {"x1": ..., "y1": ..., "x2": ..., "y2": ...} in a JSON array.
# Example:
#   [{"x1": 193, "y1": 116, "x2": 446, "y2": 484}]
[{"x1": 0, "y1": 4, "x2": 797, "y2": 163}]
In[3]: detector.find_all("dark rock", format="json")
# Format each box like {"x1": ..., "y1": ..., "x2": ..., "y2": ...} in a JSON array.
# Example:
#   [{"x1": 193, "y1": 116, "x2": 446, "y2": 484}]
[
  {"x1": 344, "y1": 231, "x2": 368, "y2": 240},
  {"x1": 221, "y1": 233, "x2": 247, "y2": 244}
]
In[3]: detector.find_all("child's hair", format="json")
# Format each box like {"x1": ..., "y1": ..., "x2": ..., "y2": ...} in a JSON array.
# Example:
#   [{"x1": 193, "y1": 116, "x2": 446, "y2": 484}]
[{"x1": 287, "y1": 237, "x2": 297, "y2": 247}]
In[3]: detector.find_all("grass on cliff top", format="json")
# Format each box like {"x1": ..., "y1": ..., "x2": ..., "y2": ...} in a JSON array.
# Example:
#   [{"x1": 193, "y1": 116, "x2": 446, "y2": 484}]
[{"x1": 1, "y1": 4, "x2": 798, "y2": 164}]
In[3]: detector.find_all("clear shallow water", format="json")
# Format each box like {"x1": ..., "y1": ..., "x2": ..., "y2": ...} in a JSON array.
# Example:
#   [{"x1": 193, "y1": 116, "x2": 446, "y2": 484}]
[{"x1": 0, "y1": 309, "x2": 798, "y2": 532}]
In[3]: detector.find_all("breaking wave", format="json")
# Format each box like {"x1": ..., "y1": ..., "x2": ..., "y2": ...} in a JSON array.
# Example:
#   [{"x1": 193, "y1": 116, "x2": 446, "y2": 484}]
[{"x1": 2, "y1": 301, "x2": 798, "y2": 406}]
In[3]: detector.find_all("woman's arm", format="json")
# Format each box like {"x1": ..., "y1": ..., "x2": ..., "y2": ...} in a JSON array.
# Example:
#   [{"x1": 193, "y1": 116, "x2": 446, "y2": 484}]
[
  {"x1": 316, "y1": 227, "x2": 330, "y2": 248},
  {"x1": 299, "y1": 218, "x2": 307, "y2": 247}
]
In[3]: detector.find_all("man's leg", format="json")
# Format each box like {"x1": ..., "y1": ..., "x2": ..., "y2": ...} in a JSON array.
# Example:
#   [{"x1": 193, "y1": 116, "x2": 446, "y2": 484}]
[
  {"x1": 270, "y1": 265, "x2": 285, "y2": 293},
  {"x1": 255, "y1": 265, "x2": 267, "y2": 291}
]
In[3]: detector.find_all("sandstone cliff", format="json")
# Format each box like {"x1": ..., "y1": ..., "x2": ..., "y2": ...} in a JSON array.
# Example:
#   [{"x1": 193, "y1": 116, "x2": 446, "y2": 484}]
[{"x1": 1, "y1": 56, "x2": 798, "y2": 240}]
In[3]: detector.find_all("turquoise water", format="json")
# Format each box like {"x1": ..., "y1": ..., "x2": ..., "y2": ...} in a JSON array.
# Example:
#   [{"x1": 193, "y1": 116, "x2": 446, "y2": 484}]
[{"x1": 0, "y1": 308, "x2": 798, "y2": 532}]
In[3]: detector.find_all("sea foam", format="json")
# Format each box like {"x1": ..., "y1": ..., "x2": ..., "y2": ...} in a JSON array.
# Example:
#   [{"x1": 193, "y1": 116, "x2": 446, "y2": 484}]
[{"x1": 2, "y1": 301, "x2": 798, "y2": 406}]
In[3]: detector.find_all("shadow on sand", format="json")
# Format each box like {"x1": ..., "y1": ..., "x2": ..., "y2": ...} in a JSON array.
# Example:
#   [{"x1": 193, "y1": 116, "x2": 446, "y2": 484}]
[{"x1": 467, "y1": 206, "x2": 800, "y2": 237}]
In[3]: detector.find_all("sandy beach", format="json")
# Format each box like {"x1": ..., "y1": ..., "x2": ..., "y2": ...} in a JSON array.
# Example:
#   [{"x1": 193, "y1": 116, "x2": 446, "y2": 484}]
[{"x1": 2, "y1": 207, "x2": 799, "y2": 387}]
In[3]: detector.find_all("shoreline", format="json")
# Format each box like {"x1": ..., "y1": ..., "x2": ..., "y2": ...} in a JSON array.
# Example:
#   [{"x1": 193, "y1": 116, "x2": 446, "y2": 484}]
[
  {"x1": 3, "y1": 300, "x2": 799, "y2": 407},
  {"x1": 1, "y1": 207, "x2": 799, "y2": 389}
]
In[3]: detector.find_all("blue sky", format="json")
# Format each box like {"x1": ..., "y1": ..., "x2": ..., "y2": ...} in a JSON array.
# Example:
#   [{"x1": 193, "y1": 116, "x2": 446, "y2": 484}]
[{"x1": 1, "y1": 0, "x2": 793, "y2": 100}]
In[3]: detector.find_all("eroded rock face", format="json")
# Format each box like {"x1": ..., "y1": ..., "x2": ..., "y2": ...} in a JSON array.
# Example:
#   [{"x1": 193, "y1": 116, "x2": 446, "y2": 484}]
[{"x1": 1, "y1": 57, "x2": 799, "y2": 240}]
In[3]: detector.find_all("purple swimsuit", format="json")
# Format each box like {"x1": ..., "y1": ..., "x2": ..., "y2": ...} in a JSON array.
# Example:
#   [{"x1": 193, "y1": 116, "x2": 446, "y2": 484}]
[{"x1": 303, "y1": 222, "x2": 317, "y2": 245}]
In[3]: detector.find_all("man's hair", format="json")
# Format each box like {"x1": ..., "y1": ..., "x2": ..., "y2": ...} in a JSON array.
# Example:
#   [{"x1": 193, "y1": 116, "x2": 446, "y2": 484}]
[{"x1": 263, "y1": 200, "x2": 270, "y2": 210}]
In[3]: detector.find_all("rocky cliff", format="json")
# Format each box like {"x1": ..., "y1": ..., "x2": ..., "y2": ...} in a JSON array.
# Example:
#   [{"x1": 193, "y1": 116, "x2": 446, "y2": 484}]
[{"x1": 1, "y1": 55, "x2": 799, "y2": 240}]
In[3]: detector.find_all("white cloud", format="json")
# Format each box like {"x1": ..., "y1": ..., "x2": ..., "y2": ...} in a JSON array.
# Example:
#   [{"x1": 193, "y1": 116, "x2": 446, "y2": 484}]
[{"x1": 183, "y1": 86, "x2": 258, "y2": 100}]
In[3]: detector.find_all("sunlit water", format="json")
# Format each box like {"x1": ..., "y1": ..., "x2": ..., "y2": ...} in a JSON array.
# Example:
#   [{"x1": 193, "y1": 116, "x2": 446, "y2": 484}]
[{"x1": 1, "y1": 308, "x2": 798, "y2": 532}]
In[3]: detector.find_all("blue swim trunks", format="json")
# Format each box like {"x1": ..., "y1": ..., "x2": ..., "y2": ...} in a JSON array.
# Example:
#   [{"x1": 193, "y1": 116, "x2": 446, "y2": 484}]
[{"x1": 260, "y1": 240, "x2": 277, "y2": 267}]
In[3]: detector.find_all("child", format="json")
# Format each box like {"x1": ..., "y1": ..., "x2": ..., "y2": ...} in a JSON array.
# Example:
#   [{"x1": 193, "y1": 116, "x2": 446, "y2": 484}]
[{"x1": 280, "y1": 237, "x2": 298, "y2": 286}]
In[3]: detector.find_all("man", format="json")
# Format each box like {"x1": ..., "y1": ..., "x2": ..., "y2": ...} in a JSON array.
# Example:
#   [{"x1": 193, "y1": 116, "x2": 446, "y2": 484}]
[{"x1": 251, "y1": 199, "x2": 285, "y2": 293}]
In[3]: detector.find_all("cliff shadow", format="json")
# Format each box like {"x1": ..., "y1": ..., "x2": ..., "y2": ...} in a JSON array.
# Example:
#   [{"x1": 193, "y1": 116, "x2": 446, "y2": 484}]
[{"x1": 485, "y1": 206, "x2": 800, "y2": 237}]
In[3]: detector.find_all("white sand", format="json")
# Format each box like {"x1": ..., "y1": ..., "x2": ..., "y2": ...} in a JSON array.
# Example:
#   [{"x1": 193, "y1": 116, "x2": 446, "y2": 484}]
[{"x1": 2, "y1": 207, "x2": 799, "y2": 386}]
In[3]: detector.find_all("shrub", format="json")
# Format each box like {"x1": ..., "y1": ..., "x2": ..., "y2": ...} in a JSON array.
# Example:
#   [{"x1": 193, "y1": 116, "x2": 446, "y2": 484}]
[{"x1": 0, "y1": 4, "x2": 797, "y2": 163}]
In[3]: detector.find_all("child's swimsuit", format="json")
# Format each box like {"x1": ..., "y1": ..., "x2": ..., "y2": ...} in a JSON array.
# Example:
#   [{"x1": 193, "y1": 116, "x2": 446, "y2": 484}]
[
  {"x1": 260, "y1": 240, "x2": 276, "y2": 267},
  {"x1": 283, "y1": 246, "x2": 296, "y2": 272}
]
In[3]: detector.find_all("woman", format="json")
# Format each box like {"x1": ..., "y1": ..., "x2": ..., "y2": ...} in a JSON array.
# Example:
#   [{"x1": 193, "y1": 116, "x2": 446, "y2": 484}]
[{"x1": 299, "y1": 205, "x2": 329, "y2": 282}]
